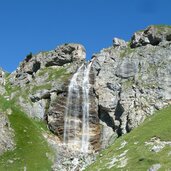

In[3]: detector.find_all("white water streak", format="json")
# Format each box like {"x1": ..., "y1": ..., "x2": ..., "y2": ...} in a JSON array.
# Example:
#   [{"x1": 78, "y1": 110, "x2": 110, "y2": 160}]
[
  {"x1": 63, "y1": 62, "x2": 92, "y2": 153},
  {"x1": 81, "y1": 62, "x2": 92, "y2": 152},
  {"x1": 63, "y1": 65, "x2": 83, "y2": 144}
]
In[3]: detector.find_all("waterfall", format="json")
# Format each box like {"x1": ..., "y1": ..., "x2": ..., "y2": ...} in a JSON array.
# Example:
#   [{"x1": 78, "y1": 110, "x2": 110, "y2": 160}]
[
  {"x1": 63, "y1": 62, "x2": 92, "y2": 153},
  {"x1": 81, "y1": 62, "x2": 92, "y2": 152}
]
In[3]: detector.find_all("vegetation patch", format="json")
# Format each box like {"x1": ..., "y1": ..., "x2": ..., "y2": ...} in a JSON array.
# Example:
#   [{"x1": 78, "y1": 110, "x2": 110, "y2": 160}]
[
  {"x1": 85, "y1": 106, "x2": 171, "y2": 170},
  {"x1": 31, "y1": 84, "x2": 52, "y2": 93},
  {"x1": 0, "y1": 96, "x2": 54, "y2": 171},
  {"x1": 153, "y1": 25, "x2": 171, "y2": 34},
  {"x1": 38, "y1": 66, "x2": 71, "y2": 82},
  {"x1": 120, "y1": 44, "x2": 134, "y2": 58}
]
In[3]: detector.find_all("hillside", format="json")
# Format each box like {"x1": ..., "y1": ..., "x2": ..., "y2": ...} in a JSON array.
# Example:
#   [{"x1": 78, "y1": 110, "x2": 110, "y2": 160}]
[
  {"x1": 0, "y1": 96, "x2": 54, "y2": 170},
  {"x1": 85, "y1": 105, "x2": 171, "y2": 170}
]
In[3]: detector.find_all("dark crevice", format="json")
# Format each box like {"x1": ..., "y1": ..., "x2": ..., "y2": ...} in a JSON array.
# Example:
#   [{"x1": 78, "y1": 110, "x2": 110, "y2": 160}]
[
  {"x1": 126, "y1": 114, "x2": 131, "y2": 133},
  {"x1": 166, "y1": 34, "x2": 171, "y2": 41},
  {"x1": 98, "y1": 105, "x2": 115, "y2": 130},
  {"x1": 114, "y1": 101, "x2": 124, "y2": 136},
  {"x1": 33, "y1": 61, "x2": 41, "y2": 73},
  {"x1": 148, "y1": 35, "x2": 162, "y2": 46},
  {"x1": 96, "y1": 68, "x2": 101, "y2": 76}
]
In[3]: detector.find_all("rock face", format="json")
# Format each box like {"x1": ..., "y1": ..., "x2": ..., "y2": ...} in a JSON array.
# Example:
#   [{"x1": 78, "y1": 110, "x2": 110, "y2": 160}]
[
  {"x1": 92, "y1": 25, "x2": 171, "y2": 147},
  {"x1": 10, "y1": 43, "x2": 85, "y2": 86},
  {"x1": 0, "y1": 112, "x2": 14, "y2": 155},
  {"x1": 131, "y1": 25, "x2": 171, "y2": 48},
  {"x1": 8, "y1": 43, "x2": 86, "y2": 119}
]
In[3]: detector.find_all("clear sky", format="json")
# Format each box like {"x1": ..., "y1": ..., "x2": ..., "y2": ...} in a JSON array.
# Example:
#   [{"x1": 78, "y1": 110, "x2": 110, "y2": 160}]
[{"x1": 0, "y1": 0, "x2": 171, "y2": 72}]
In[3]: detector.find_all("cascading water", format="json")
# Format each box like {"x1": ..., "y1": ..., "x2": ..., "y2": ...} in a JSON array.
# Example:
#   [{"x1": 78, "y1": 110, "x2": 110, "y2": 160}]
[
  {"x1": 81, "y1": 62, "x2": 92, "y2": 152},
  {"x1": 63, "y1": 62, "x2": 92, "y2": 153},
  {"x1": 63, "y1": 65, "x2": 83, "y2": 146}
]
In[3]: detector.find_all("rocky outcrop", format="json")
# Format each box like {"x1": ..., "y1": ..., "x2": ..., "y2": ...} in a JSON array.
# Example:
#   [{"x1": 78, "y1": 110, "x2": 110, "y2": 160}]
[
  {"x1": 130, "y1": 25, "x2": 171, "y2": 48},
  {"x1": 0, "y1": 112, "x2": 14, "y2": 155},
  {"x1": 92, "y1": 25, "x2": 171, "y2": 147},
  {"x1": 0, "y1": 68, "x2": 6, "y2": 95},
  {"x1": 9, "y1": 43, "x2": 85, "y2": 86},
  {"x1": 8, "y1": 43, "x2": 86, "y2": 119}
]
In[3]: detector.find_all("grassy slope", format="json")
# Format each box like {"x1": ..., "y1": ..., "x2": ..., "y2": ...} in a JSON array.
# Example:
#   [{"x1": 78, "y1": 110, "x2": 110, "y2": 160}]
[
  {"x1": 86, "y1": 106, "x2": 171, "y2": 171},
  {"x1": 0, "y1": 96, "x2": 54, "y2": 171}
]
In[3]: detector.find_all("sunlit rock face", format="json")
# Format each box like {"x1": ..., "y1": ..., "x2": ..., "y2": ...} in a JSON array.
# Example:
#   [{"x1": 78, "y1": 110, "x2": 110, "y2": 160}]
[
  {"x1": 92, "y1": 25, "x2": 171, "y2": 148},
  {"x1": 7, "y1": 43, "x2": 86, "y2": 119},
  {"x1": 9, "y1": 43, "x2": 86, "y2": 87}
]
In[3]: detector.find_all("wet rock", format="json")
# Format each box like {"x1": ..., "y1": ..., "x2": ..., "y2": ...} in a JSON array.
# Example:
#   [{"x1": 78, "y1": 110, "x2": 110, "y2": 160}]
[{"x1": 47, "y1": 64, "x2": 101, "y2": 152}]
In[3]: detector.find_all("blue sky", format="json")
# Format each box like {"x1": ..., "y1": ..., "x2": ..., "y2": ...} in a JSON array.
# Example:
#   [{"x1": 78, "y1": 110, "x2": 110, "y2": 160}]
[{"x1": 0, "y1": 0, "x2": 171, "y2": 72}]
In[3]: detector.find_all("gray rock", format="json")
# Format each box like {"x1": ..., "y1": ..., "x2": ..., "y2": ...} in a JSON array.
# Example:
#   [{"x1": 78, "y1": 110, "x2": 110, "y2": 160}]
[
  {"x1": 92, "y1": 25, "x2": 171, "y2": 146},
  {"x1": 148, "y1": 164, "x2": 161, "y2": 171},
  {"x1": 113, "y1": 38, "x2": 127, "y2": 48},
  {"x1": 9, "y1": 43, "x2": 85, "y2": 86},
  {"x1": 45, "y1": 43, "x2": 85, "y2": 67},
  {"x1": 30, "y1": 90, "x2": 50, "y2": 102},
  {"x1": 52, "y1": 143, "x2": 97, "y2": 171},
  {"x1": 0, "y1": 112, "x2": 14, "y2": 155},
  {"x1": 131, "y1": 25, "x2": 171, "y2": 48},
  {"x1": 115, "y1": 58, "x2": 138, "y2": 78}
]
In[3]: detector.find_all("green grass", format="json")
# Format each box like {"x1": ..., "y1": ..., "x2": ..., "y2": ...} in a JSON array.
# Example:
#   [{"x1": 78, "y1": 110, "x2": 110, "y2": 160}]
[
  {"x1": 0, "y1": 96, "x2": 54, "y2": 171},
  {"x1": 153, "y1": 24, "x2": 171, "y2": 29},
  {"x1": 38, "y1": 66, "x2": 70, "y2": 82},
  {"x1": 122, "y1": 78, "x2": 134, "y2": 90},
  {"x1": 5, "y1": 81, "x2": 20, "y2": 96},
  {"x1": 85, "y1": 106, "x2": 171, "y2": 171},
  {"x1": 150, "y1": 25, "x2": 171, "y2": 34},
  {"x1": 31, "y1": 84, "x2": 52, "y2": 93},
  {"x1": 120, "y1": 44, "x2": 134, "y2": 57}
]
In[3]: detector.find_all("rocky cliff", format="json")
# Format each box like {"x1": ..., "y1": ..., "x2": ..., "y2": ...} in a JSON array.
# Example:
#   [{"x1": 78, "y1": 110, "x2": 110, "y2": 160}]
[
  {"x1": 0, "y1": 69, "x2": 14, "y2": 155},
  {"x1": 92, "y1": 25, "x2": 171, "y2": 147},
  {"x1": 0, "y1": 25, "x2": 171, "y2": 170}
]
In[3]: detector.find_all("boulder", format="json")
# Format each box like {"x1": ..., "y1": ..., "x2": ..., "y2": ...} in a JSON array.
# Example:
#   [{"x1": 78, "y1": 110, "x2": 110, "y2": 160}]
[
  {"x1": 45, "y1": 44, "x2": 86, "y2": 67},
  {"x1": 113, "y1": 38, "x2": 127, "y2": 48},
  {"x1": 130, "y1": 25, "x2": 171, "y2": 48}
]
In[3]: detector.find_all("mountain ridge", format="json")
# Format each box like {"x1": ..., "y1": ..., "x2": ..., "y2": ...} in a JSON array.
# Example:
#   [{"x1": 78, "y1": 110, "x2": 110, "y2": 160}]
[{"x1": 0, "y1": 24, "x2": 171, "y2": 170}]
